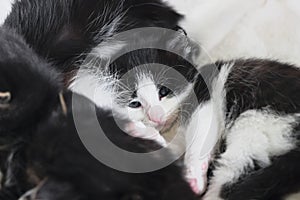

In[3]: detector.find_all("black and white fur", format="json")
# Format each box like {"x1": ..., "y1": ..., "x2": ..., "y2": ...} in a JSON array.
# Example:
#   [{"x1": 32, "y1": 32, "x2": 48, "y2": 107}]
[
  {"x1": 195, "y1": 59, "x2": 300, "y2": 200},
  {"x1": 0, "y1": 25, "x2": 197, "y2": 199},
  {"x1": 79, "y1": 46, "x2": 300, "y2": 199},
  {"x1": 5, "y1": 0, "x2": 182, "y2": 80},
  {"x1": 5, "y1": 1, "x2": 300, "y2": 199},
  {"x1": 17, "y1": 92, "x2": 198, "y2": 200}
]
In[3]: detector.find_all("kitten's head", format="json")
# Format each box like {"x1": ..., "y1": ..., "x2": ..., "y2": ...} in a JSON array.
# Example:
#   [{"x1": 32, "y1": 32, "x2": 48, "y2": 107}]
[
  {"x1": 111, "y1": 48, "x2": 198, "y2": 132},
  {"x1": 0, "y1": 27, "x2": 61, "y2": 138}
]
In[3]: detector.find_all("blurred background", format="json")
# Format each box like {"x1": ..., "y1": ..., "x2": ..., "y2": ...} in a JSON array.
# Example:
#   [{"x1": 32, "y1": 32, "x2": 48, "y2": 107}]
[{"x1": 0, "y1": 0, "x2": 13, "y2": 24}]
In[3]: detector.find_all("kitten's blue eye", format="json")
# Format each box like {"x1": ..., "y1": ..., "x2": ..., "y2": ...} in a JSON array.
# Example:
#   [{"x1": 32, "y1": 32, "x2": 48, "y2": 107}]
[
  {"x1": 159, "y1": 86, "x2": 172, "y2": 99},
  {"x1": 129, "y1": 101, "x2": 142, "y2": 108}
]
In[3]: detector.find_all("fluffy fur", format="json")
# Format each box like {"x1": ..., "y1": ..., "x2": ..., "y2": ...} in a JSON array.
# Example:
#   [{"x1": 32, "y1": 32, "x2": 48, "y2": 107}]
[
  {"x1": 88, "y1": 50, "x2": 300, "y2": 199},
  {"x1": 70, "y1": 29, "x2": 200, "y2": 131},
  {"x1": 196, "y1": 59, "x2": 300, "y2": 200},
  {"x1": 5, "y1": 0, "x2": 182, "y2": 76},
  {"x1": 0, "y1": 25, "x2": 198, "y2": 199},
  {"x1": 18, "y1": 92, "x2": 197, "y2": 200}
]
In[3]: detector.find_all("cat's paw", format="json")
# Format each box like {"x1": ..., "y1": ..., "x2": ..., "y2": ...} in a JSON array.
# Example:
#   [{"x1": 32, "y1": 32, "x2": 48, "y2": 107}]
[
  {"x1": 186, "y1": 165, "x2": 208, "y2": 195},
  {"x1": 125, "y1": 121, "x2": 167, "y2": 147},
  {"x1": 185, "y1": 155, "x2": 211, "y2": 195}
]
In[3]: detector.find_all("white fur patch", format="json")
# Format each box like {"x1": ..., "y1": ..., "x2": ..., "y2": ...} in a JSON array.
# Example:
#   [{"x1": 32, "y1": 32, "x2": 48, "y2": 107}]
[
  {"x1": 90, "y1": 40, "x2": 126, "y2": 61},
  {"x1": 210, "y1": 63, "x2": 234, "y2": 136},
  {"x1": 204, "y1": 110, "x2": 298, "y2": 200},
  {"x1": 185, "y1": 101, "x2": 218, "y2": 160},
  {"x1": 184, "y1": 100, "x2": 218, "y2": 194},
  {"x1": 183, "y1": 63, "x2": 233, "y2": 195},
  {"x1": 70, "y1": 72, "x2": 115, "y2": 110}
]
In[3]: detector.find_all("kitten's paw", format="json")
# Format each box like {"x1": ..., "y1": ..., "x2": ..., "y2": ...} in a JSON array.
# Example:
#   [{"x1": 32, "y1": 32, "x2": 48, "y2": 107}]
[
  {"x1": 186, "y1": 166, "x2": 207, "y2": 195},
  {"x1": 125, "y1": 122, "x2": 167, "y2": 147},
  {"x1": 185, "y1": 156, "x2": 211, "y2": 195}
]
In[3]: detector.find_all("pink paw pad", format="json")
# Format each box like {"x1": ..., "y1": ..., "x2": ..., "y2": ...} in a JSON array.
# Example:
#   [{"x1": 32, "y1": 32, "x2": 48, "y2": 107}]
[
  {"x1": 202, "y1": 162, "x2": 208, "y2": 171},
  {"x1": 188, "y1": 178, "x2": 200, "y2": 194}
]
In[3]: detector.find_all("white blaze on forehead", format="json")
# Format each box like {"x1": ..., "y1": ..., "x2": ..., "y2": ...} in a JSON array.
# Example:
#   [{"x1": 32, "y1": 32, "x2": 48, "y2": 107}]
[{"x1": 136, "y1": 76, "x2": 160, "y2": 107}]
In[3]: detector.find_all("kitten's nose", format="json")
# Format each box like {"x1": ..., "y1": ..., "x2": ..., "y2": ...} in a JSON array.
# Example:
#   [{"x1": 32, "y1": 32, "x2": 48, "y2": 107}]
[{"x1": 147, "y1": 105, "x2": 166, "y2": 125}]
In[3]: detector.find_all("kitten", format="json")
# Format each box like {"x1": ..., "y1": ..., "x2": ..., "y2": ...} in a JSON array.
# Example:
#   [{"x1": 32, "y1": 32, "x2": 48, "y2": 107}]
[
  {"x1": 5, "y1": 0, "x2": 204, "y2": 195},
  {"x1": 70, "y1": 30, "x2": 212, "y2": 195},
  {"x1": 75, "y1": 42, "x2": 300, "y2": 199},
  {"x1": 0, "y1": 26, "x2": 197, "y2": 200}
]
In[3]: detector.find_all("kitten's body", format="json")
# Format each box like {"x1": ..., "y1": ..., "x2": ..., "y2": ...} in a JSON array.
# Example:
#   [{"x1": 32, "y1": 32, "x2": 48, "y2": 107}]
[
  {"x1": 80, "y1": 47, "x2": 300, "y2": 199},
  {"x1": 193, "y1": 59, "x2": 300, "y2": 200},
  {"x1": 165, "y1": 0, "x2": 300, "y2": 65}
]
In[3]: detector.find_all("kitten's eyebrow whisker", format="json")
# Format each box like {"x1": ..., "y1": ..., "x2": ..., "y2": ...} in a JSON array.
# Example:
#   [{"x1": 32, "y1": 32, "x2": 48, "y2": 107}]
[{"x1": 59, "y1": 93, "x2": 68, "y2": 116}]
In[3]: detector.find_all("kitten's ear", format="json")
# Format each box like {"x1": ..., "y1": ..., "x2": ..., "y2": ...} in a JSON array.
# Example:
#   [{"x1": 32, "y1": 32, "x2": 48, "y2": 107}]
[{"x1": 127, "y1": 0, "x2": 183, "y2": 29}]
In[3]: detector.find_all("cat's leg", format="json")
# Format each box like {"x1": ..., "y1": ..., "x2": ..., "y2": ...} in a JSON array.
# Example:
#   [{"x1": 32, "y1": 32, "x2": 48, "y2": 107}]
[
  {"x1": 125, "y1": 121, "x2": 167, "y2": 147},
  {"x1": 183, "y1": 101, "x2": 218, "y2": 195},
  {"x1": 185, "y1": 154, "x2": 211, "y2": 194},
  {"x1": 226, "y1": 147, "x2": 300, "y2": 200}
]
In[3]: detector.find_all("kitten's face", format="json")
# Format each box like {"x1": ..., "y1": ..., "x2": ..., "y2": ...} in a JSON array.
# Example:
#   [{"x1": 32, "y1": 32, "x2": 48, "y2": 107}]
[
  {"x1": 119, "y1": 66, "x2": 193, "y2": 132},
  {"x1": 110, "y1": 45, "x2": 199, "y2": 132}
]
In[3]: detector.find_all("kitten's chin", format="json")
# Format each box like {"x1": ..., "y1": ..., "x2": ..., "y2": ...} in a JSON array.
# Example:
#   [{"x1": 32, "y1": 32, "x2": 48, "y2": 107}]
[{"x1": 159, "y1": 113, "x2": 179, "y2": 134}]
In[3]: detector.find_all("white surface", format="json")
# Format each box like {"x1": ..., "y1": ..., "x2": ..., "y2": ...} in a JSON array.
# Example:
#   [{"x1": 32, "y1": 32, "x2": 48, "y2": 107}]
[
  {"x1": 165, "y1": 0, "x2": 300, "y2": 66},
  {"x1": 0, "y1": 0, "x2": 13, "y2": 24}
]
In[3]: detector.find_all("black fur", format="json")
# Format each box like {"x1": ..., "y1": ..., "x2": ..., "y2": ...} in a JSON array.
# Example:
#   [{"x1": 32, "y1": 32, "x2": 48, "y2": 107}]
[
  {"x1": 222, "y1": 59, "x2": 300, "y2": 120},
  {"x1": 23, "y1": 92, "x2": 197, "y2": 200},
  {"x1": 0, "y1": 26, "x2": 61, "y2": 199},
  {"x1": 5, "y1": 0, "x2": 182, "y2": 75},
  {"x1": 0, "y1": 26, "x2": 197, "y2": 199},
  {"x1": 210, "y1": 59, "x2": 300, "y2": 200},
  {"x1": 226, "y1": 146, "x2": 300, "y2": 200}
]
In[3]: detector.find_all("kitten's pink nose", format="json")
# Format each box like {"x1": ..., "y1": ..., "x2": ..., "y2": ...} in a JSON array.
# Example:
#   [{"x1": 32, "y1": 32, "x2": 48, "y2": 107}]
[{"x1": 147, "y1": 105, "x2": 166, "y2": 125}]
